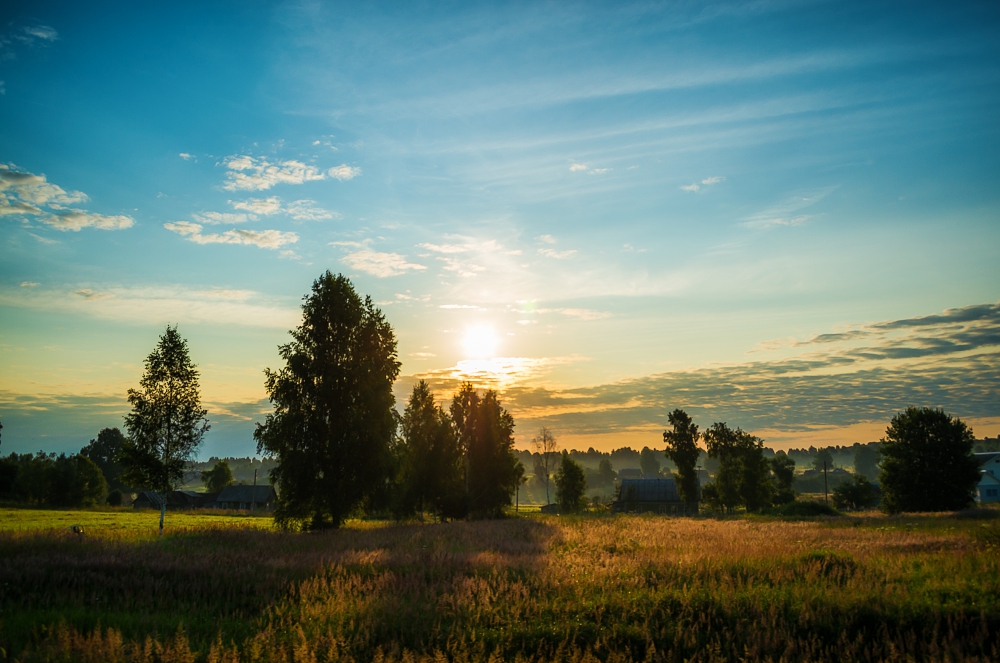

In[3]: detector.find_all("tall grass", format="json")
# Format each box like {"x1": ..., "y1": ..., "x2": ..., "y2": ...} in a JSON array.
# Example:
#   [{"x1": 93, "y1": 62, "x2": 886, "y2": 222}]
[{"x1": 2, "y1": 513, "x2": 998, "y2": 662}]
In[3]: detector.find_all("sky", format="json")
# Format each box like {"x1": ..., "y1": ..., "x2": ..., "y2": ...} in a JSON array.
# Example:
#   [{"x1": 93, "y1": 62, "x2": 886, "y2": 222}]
[{"x1": 1, "y1": 0, "x2": 998, "y2": 458}]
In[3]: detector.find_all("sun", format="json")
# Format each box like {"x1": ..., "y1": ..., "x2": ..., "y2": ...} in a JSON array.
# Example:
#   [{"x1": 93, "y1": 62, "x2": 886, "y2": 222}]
[{"x1": 462, "y1": 325, "x2": 498, "y2": 359}]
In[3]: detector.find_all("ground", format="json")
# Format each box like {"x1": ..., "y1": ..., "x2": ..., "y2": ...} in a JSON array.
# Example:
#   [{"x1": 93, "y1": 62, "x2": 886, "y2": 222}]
[{"x1": 0, "y1": 506, "x2": 998, "y2": 662}]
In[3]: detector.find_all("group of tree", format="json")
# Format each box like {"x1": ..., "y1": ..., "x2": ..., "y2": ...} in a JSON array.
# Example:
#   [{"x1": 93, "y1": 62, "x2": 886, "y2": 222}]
[{"x1": 0, "y1": 451, "x2": 107, "y2": 507}]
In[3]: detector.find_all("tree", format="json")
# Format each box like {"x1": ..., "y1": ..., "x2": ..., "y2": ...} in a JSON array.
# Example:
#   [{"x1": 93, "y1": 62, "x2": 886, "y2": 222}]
[
  {"x1": 833, "y1": 474, "x2": 879, "y2": 510},
  {"x1": 663, "y1": 409, "x2": 701, "y2": 510},
  {"x1": 49, "y1": 454, "x2": 107, "y2": 507},
  {"x1": 812, "y1": 448, "x2": 834, "y2": 472},
  {"x1": 531, "y1": 427, "x2": 559, "y2": 504},
  {"x1": 703, "y1": 422, "x2": 772, "y2": 513},
  {"x1": 120, "y1": 326, "x2": 209, "y2": 492},
  {"x1": 254, "y1": 272, "x2": 400, "y2": 530},
  {"x1": 770, "y1": 452, "x2": 796, "y2": 504},
  {"x1": 555, "y1": 450, "x2": 587, "y2": 513},
  {"x1": 853, "y1": 443, "x2": 879, "y2": 480},
  {"x1": 878, "y1": 407, "x2": 981, "y2": 514},
  {"x1": 451, "y1": 383, "x2": 520, "y2": 518},
  {"x1": 201, "y1": 459, "x2": 234, "y2": 493},
  {"x1": 81, "y1": 427, "x2": 127, "y2": 491},
  {"x1": 398, "y1": 380, "x2": 465, "y2": 520},
  {"x1": 639, "y1": 447, "x2": 661, "y2": 477}
]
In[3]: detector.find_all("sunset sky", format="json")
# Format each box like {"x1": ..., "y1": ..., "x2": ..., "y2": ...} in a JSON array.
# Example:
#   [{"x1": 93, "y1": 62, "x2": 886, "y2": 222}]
[{"x1": 2, "y1": 1, "x2": 998, "y2": 458}]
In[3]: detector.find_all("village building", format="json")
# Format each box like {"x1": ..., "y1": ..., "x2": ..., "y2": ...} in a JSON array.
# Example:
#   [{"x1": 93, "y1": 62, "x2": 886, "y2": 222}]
[
  {"x1": 612, "y1": 478, "x2": 693, "y2": 515},
  {"x1": 975, "y1": 452, "x2": 1000, "y2": 504},
  {"x1": 214, "y1": 484, "x2": 278, "y2": 511}
]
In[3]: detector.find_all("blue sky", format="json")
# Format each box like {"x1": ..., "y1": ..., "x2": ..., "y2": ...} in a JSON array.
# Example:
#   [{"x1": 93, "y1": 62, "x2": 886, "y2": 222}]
[{"x1": 2, "y1": 0, "x2": 998, "y2": 457}]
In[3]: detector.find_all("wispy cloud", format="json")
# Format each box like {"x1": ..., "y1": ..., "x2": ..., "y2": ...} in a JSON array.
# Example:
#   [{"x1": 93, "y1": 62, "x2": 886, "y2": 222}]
[
  {"x1": 539, "y1": 248, "x2": 577, "y2": 259},
  {"x1": 1, "y1": 24, "x2": 58, "y2": 60},
  {"x1": 333, "y1": 240, "x2": 427, "y2": 277},
  {"x1": 230, "y1": 196, "x2": 281, "y2": 215},
  {"x1": 178, "y1": 152, "x2": 194, "y2": 161},
  {"x1": 228, "y1": 196, "x2": 336, "y2": 220},
  {"x1": 741, "y1": 186, "x2": 836, "y2": 229},
  {"x1": 164, "y1": 221, "x2": 298, "y2": 249},
  {"x1": 193, "y1": 211, "x2": 251, "y2": 225},
  {"x1": 0, "y1": 164, "x2": 134, "y2": 232},
  {"x1": 680, "y1": 176, "x2": 725, "y2": 192},
  {"x1": 222, "y1": 155, "x2": 360, "y2": 191},
  {"x1": 287, "y1": 199, "x2": 337, "y2": 221},
  {"x1": 328, "y1": 164, "x2": 361, "y2": 181},
  {"x1": 537, "y1": 234, "x2": 558, "y2": 244}
]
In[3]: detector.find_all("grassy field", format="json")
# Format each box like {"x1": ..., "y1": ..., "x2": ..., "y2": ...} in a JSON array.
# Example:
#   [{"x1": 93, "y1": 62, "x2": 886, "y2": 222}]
[{"x1": 1, "y1": 507, "x2": 998, "y2": 662}]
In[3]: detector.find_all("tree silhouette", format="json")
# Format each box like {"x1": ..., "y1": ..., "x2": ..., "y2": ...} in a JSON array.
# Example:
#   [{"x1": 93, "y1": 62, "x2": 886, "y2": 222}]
[
  {"x1": 121, "y1": 326, "x2": 209, "y2": 492},
  {"x1": 555, "y1": 450, "x2": 587, "y2": 513},
  {"x1": 531, "y1": 426, "x2": 559, "y2": 505},
  {"x1": 81, "y1": 427, "x2": 127, "y2": 491},
  {"x1": 201, "y1": 459, "x2": 234, "y2": 493},
  {"x1": 451, "y1": 383, "x2": 520, "y2": 518},
  {"x1": 640, "y1": 447, "x2": 661, "y2": 477},
  {"x1": 255, "y1": 272, "x2": 400, "y2": 530},
  {"x1": 398, "y1": 380, "x2": 465, "y2": 520},
  {"x1": 770, "y1": 452, "x2": 796, "y2": 504},
  {"x1": 704, "y1": 422, "x2": 772, "y2": 513},
  {"x1": 879, "y1": 407, "x2": 980, "y2": 513},
  {"x1": 663, "y1": 409, "x2": 701, "y2": 510}
]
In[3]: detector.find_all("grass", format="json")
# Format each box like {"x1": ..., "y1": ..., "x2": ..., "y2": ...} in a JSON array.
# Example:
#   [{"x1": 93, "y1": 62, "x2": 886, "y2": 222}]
[
  {"x1": 0, "y1": 506, "x2": 275, "y2": 537},
  {"x1": 1, "y1": 507, "x2": 998, "y2": 662}
]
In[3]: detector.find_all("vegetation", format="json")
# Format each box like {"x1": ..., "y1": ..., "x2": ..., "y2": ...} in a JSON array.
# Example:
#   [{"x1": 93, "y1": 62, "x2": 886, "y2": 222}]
[
  {"x1": 554, "y1": 450, "x2": 587, "y2": 512},
  {"x1": 662, "y1": 409, "x2": 700, "y2": 509},
  {"x1": 833, "y1": 474, "x2": 881, "y2": 510},
  {"x1": 770, "y1": 452, "x2": 796, "y2": 504},
  {"x1": 254, "y1": 272, "x2": 401, "y2": 530},
  {"x1": 0, "y1": 452, "x2": 106, "y2": 506},
  {"x1": 879, "y1": 407, "x2": 982, "y2": 513},
  {"x1": 121, "y1": 325, "x2": 210, "y2": 492},
  {"x1": 451, "y1": 383, "x2": 521, "y2": 518},
  {"x1": 639, "y1": 446, "x2": 661, "y2": 476},
  {"x1": 703, "y1": 422, "x2": 772, "y2": 513},
  {"x1": 80, "y1": 427, "x2": 128, "y2": 491},
  {"x1": 531, "y1": 426, "x2": 558, "y2": 505},
  {"x1": 397, "y1": 380, "x2": 465, "y2": 520},
  {"x1": 200, "y1": 459, "x2": 235, "y2": 493},
  {"x1": 1, "y1": 509, "x2": 998, "y2": 662}
]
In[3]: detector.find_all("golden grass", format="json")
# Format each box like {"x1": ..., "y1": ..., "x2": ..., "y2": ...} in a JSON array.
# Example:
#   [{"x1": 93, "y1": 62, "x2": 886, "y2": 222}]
[{"x1": 1, "y1": 511, "x2": 998, "y2": 662}]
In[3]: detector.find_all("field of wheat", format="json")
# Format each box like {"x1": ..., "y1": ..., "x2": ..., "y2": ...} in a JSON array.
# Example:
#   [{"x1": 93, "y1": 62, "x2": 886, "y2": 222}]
[{"x1": 1, "y1": 508, "x2": 998, "y2": 662}]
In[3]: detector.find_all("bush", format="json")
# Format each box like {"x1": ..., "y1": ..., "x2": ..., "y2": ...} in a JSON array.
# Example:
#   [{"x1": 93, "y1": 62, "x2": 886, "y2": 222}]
[
  {"x1": 763, "y1": 500, "x2": 840, "y2": 517},
  {"x1": 106, "y1": 489, "x2": 124, "y2": 507},
  {"x1": 832, "y1": 474, "x2": 880, "y2": 510}
]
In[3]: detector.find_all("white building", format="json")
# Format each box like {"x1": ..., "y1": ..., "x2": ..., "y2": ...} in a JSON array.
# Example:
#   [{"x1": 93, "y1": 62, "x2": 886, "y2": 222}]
[{"x1": 975, "y1": 452, "x2": 1000, "y2": 504}]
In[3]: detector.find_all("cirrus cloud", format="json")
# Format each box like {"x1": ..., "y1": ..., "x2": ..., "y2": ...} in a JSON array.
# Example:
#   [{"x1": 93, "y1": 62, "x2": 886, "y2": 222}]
[{"x1": 164, "y1": 221, "x2": 298, "y2": 249}]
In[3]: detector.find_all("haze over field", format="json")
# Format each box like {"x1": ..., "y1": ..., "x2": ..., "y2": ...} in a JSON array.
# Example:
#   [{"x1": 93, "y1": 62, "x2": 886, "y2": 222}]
[{"x1": 1, "y1": 1, "x2": 998, "y2": 457}]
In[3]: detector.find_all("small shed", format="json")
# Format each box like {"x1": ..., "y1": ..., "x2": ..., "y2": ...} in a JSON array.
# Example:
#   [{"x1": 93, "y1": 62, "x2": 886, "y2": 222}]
[
  {"x1": 133, "y1": 491, "x2": 165, "y2": 510},
  {"x1": 215, "y1": 485, "x2": 278, "y2": 511},
  {"x1": 612, "y1": 478, "x2": 692, "y2": 515}
]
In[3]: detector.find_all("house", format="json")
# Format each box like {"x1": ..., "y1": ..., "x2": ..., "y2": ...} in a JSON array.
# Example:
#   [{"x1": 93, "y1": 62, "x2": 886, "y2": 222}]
[
  {"x1": 133, "y1": 490, "x2": 221, "y2": 510},
  {"x1": 214, "y1": 484, "x2": 277, "y2": 511},
  {"x1": 612, "y1": 478, "x2": 693, "y2": 515},
  {"x1": 132, "y1": 491, "x2": 165, "y2": 510},
  {"x1": 976, "y1": 452, "x2": 1000, "y2": 504}
]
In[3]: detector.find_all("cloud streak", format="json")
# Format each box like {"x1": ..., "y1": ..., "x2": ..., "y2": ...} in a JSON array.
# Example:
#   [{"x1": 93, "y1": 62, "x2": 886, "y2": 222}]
[
  {"x1": 0, "y1": 164, "x2": 134, "y2": 232},
  {"x1": 222, "y1": 155, "x2": 359, "y2": 191},
  {"x1": 164, "y1": 221, "x2": 298, "y2": 249}
]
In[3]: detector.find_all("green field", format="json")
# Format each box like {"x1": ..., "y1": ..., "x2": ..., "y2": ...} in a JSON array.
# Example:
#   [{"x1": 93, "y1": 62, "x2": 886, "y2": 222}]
[{"x1": 1, "y1": 506, "x2": 998, "y2": 662}]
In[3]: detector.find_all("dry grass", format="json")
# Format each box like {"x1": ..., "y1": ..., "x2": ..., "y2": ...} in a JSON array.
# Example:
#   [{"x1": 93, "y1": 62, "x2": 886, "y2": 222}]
[{"x1": 1, "y1": 511, "x2": 998, "y2": 662}]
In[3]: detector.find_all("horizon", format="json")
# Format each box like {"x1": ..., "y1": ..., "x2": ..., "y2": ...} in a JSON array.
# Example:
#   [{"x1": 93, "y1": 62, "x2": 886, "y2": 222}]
[{"x1": 2, "y1": 1, "x2": 999, "y2": 459}]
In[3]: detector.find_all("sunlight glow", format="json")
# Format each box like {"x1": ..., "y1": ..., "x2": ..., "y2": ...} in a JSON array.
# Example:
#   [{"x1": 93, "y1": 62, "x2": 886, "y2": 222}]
[{"x1": 461, "y1": 325, "x2": 498, "y2": 359}]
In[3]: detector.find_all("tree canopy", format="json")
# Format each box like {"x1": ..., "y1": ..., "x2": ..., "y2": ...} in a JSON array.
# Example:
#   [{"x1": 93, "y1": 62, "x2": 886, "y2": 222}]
[
  {"x1": 255, "y1": 272, "x2": 400, "y2": 530},
  {"x1": 451, "y1": 383, "x2": 520, "y2": 518},
  {"x1": 531, "y1": 426, "x2": 558, "y2": 505},
  {"x1": 663, "y1": 409, "x2": 701, "y2": 508},
  {"x1": 703, "y1": 422, "x2": 772, "y2": 513},
  {"x1": 555, "y1": 450, "x2": 587, "y2": 513},
  {"x1": 398, "y1": 380, "x2": 465, "y2": 520},
  {"x1": 201, "y1": 459, "x2": 235, "y2": 493},
  {"x1": 878, "y1": 407, "x2": 980, "y2": 513},
  {"x1": 81, "y1": 427, "x2": 127, "y2": 491},
  {"x1": 639, "y1": 447, "x2": 661, "y2": 477},
  {"x1": 120, "y1": 326, "x2": 209, "y2": 492}
]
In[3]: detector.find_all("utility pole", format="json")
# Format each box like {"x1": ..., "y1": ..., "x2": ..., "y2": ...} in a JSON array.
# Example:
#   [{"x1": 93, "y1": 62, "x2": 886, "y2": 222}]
[
  {"x1": 823, "y1": 460, "x2": 829, "y2": 505},
  {"x1": 159, "y1": 494, "x2": 165, "y2": 536},
  {"x1": 251, "y1": 468, "x2": 258, "y2": 511}
]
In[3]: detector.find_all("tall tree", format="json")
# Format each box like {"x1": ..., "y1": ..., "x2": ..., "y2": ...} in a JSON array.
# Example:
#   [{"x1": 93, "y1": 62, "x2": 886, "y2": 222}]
[
  {"x1": 639, "y1": 447, "x2": 661, "y2": 477},
  {"x1": 398, "y1": 380, "x2": 465, "y2": 520},
  {"x1": 704, "y1": 422, "x2": 772, "y2": 513},
  {"x1": 770, "y1": 452, "x2": 796, "y2": 504},
  {"x1": 81, "y1": 427, "x2": 127, "y2": 491},
  {"x1": 531, "y1": 426, "x2": 559, "y2": 505},
  {"x1": 663, "y1": 409, "x2": 701, "y2": 510},
  {"x1": 878, "y1": 407, "x2": 980, "y2": 513},
  {"x1": 201, "y1": 459, "x2": 234, "y2": 493},
  {"x1": 555, "y1": 450, "x2": 587, "y2": 513},
  {"x1": 853, "y1": 443, "x2": 880, "y2": 480},
  {"x1": 451, "y1": 383, "x2": 519, "y2": 518},
  {"x1": 812, "y1": 448, "x2": 835, "y2": 472},
  {"x1": 121, "y1": 326, "x2": 209, "y2": 492},
  {"x1": 255, "y1": 272, "x2": 400, "y2": 530},
  {"x1": 49, "y1": 454, "x2": 107, "y2": 507}
]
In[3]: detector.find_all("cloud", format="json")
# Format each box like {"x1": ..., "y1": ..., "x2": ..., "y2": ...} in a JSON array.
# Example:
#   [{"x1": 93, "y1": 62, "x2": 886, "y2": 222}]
[
  {"x1": 0, "y1": 164, "x2": 134, "y2": 232},
  {"x1": 742, "y1": 186, "x2": 836, "y2": 230},
  {"x1": 286, "y1": 199, "x2": 337, "y2": 221},
  {"x1": 570, "y1": 163, "x2": 610, "y2": 175},
  {"x1": 537, "y1": 234, "x2": 557, "y2": 244},
  {"x1": 193, "y1": 211, "x2": 251, "y2": 225},
  {"x1": 19, "y1": 281, "x2": 39, "y2": 287},
  {"x1": 590, "y1": 168, "x2": 610, "y2": 175},
  {"x1": 440, "y1": 304, "x2": 485, "y2": 310},
  {"x1": 222, "y1": 155, "x2": 328, "y2": 191},
  {"x1": 27, "y1": 232, "x2": 57, "y2": 244},
  {"x1": 164, "y1": 222, "x2": 298, "y2": 249},
  {"x1": 179, "y1": 153, "x2": 193, "y2": 161},
  {"x1": 0, "y1": 283, "x2": 300, "y2": 329},
  {"x1": 418, "y1": 242, "x2": 472, "y2": 254},
  {"x1": 569, "y1": 163, "x2": 588, "y2": 172},
  {"x1": 230, "y1": 197, "x2": 281, "y2": 215},
  {"x1": 328, "y1": 165, "x2": 361, "y2": 180},
  {"x1": 1, "y1": 24, "x2": 58, "y2": 60},
  {"x1": 539, "y1": 248, "x2": 577, "y2": 259},
  {"x1": 333, "y1": 240, "x2": 427, "y2": 277},
  {"x1": 21, "y1": 25, "x2": 58, "y2": 42},
  {"x1": 681, "y1": 176, "x2": 725, "y2": 192}
]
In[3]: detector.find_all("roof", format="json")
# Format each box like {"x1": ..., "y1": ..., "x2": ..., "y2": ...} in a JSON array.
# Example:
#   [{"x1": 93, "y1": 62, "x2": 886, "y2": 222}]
[
  {"x1": 216, "y1": 485, "x2": 277, "y2": 503},
  {"x1": 134, "y1": 490, "x2": 164, "y2": 506},
  {"x1": 975, "y1": 452, "x2": 1000, "y2": 466},
  {"x1": 618, "y1": 478, "x2": 682, "y2": 502},
  {"x1": 980, "y1": 470, "x2": 1000, "y2": 485}
]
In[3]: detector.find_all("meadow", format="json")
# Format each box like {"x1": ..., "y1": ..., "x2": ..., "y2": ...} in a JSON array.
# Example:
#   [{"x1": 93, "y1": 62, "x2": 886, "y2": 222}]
[{"x1": 1, "y1": 507, "x2": 998, "y2": 663}]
